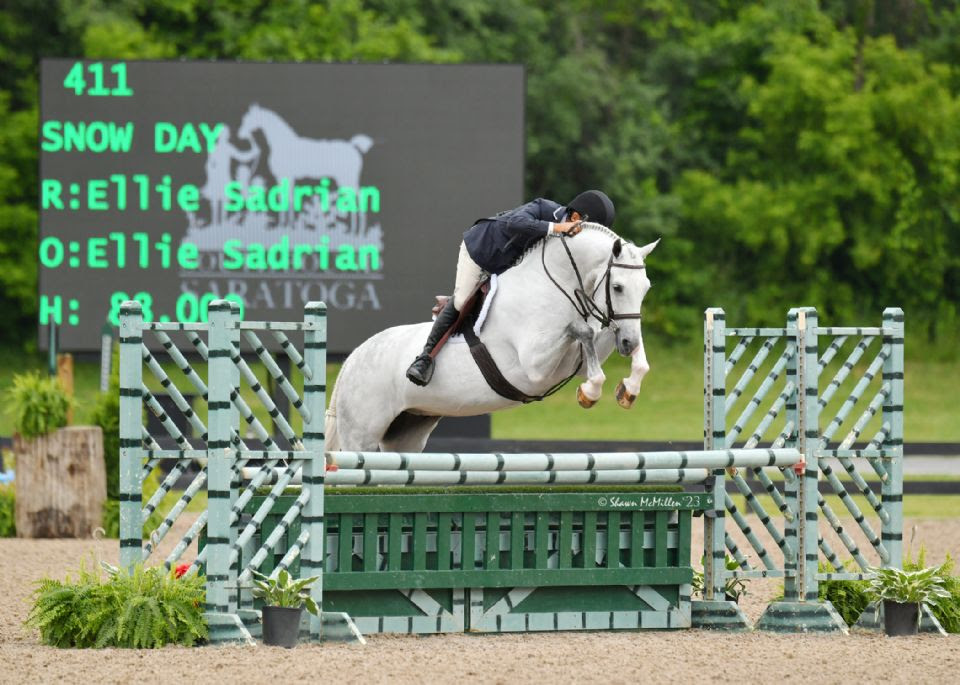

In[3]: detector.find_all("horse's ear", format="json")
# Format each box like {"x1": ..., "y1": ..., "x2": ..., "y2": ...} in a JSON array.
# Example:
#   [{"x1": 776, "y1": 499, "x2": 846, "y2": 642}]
[
  {"x1": 612, "y1": 239, "x2": 623, "y2": 258},
  {"x1": 637, "y1": 238, "x2": 660, "y2": 260}
]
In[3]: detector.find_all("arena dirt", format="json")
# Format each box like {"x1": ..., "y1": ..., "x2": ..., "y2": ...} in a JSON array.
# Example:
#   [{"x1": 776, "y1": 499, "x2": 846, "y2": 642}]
[{"x1": 1, "y1": 516, "x2": 958, "y2": 684}]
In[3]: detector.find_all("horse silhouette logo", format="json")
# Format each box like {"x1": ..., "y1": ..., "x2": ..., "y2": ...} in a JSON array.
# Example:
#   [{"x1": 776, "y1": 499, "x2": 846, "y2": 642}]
[{"x1": 186, "y1": 103, "x2": 382, "y2": 253}]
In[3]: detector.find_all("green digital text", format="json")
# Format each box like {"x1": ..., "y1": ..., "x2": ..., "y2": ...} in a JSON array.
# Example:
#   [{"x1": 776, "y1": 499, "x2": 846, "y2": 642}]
[
  {"x1": 224, "y1": 179, "x2": 380, "y2": 214},
  {"x1": 222, "y1": 236, "x2": 381, "y2": 272}
]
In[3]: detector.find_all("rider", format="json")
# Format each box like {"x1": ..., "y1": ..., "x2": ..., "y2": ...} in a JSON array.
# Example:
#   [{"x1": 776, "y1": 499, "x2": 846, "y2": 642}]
[{"x1": 405, "y1": 190, "x2": 616, "y2": 386}]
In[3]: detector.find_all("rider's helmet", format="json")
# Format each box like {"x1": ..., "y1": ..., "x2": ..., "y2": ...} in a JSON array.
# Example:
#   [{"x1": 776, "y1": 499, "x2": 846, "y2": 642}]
[{"x1": 567, "y1": 190, "x2": 615, "y2": 228}]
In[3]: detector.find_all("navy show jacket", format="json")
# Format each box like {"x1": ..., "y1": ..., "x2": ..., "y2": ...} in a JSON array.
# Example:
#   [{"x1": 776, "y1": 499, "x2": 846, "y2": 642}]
[{"x1": 462, "y1": 198, "x2": 568, "y2": 275}]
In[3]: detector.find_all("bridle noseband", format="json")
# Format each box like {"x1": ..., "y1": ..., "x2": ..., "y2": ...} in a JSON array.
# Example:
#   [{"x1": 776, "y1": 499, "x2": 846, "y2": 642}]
[{"x1": 541, "y1": 232, "x2": 646, "y2": 329}]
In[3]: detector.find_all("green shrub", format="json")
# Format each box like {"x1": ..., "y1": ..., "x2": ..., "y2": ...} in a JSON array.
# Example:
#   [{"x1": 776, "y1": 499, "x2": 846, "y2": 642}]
[
  {"x1": 7, "y1": 371, "x2": 72, "y2": 439},
  {"x1": 817, "y1": 567, "x2": 870, "y2": 626},
  {"x1": 0, "y1": 483, "x2": 14, "y2": 537},
  {"x1": 100, "y1": 499, "x2": 120, "y2": 538},
  {"x1": 26, "y1": 561, "x2": 207, "y2": 648},
  {"x1": 905, "y1": 549, "x2": 960, "y2": 633},
  {"x1": 91, "y1": 389, "x2": 120, "y2": 501},
  {"x1": 91, "y1": 342, "x2": 120, "y2": 500},
  {"x1": 818, "y1": 550, "x2": 960, "y2": 632},
  {"x1": 99, "y1": 470, "x2": 164, "y2": 539},
  {"x1": 691, "y1": 554, "x2": 748, "y2": 602}
]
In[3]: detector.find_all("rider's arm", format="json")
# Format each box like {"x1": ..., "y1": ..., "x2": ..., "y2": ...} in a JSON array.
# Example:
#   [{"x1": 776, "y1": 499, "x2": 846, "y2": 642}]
[{"x1": 495, "y1": 198, "x2": 559, "y2": 238}]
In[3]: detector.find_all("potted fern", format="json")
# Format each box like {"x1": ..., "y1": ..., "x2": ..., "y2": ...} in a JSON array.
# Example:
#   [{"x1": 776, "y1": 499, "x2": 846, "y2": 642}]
[
  {"x1": 866, "y1": 565, "x2": 951, "y2": 636},
  {"x1": 251, "y1": 569, "x2": 319, "y2": 648}
]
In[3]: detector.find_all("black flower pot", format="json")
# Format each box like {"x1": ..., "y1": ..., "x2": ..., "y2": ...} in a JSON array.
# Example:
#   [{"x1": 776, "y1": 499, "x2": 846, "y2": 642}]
[
  {"x1": 262, "y1": 606, "x2": 303, "y2": 648},
  {"x1": 883, "y1": 600, "x2": 919, "y2": 636}
]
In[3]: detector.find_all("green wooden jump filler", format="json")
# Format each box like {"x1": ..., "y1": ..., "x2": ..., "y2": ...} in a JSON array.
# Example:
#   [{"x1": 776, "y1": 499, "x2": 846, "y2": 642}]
[{"x1": 119, "y1": 300, "x2": 923, "y2": 644}]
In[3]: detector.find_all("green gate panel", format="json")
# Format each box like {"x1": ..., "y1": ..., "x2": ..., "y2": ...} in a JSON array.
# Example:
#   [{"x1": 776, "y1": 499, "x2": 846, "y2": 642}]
[{"x1": 227, "y1": 489, "x2": 706, "y2": 634}]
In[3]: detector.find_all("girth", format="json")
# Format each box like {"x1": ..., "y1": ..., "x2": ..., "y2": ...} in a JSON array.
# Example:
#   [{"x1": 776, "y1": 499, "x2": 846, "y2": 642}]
[{"x1": 460, "y1": 309, "x2": 582, "y2": 404}]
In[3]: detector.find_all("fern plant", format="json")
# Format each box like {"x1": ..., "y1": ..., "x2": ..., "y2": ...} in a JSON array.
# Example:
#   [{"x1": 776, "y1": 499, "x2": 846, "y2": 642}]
[
  {"x1": 7, "y1": 371, "x2": 72, "y2": 438},
  {"x1": 27, "y1": 561, "x2": 207, "y2": 648},
  {"x1": 817, "y1": 562, "x2": 870, "y2": 626}
]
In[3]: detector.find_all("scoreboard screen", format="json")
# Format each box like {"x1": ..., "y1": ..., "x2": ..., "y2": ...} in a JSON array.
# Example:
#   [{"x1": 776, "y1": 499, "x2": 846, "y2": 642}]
[{"x1": 39, "y1": 60, "x2": 524, "y2": 352}]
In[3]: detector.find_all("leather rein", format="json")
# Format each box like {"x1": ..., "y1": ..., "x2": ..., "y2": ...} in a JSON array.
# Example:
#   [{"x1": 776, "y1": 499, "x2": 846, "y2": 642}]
[{"x1": 541, "y1": 232, "x2": 646, "y2": 330}]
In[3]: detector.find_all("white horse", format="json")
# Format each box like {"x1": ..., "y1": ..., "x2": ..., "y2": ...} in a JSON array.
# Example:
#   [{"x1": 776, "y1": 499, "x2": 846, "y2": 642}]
[{"x1": 326, "y1": 224, "x2": 658, "y2": 452}]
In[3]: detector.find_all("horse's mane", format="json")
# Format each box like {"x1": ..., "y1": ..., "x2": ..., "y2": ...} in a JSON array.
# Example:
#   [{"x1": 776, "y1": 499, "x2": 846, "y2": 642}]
[{"x1": 513, "y1": 221, "x2": 631, "y2": 267}]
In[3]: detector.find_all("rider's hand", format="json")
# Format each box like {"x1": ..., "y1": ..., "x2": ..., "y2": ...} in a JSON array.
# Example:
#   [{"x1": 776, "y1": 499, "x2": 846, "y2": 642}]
[{"x1": 553, "y1": 221, "x2": 583, "y2": 236}]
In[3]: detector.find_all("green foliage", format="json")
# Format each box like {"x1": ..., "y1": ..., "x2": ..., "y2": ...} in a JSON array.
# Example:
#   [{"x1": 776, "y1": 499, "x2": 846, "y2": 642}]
[
  {"x1": 100, "y1": 498, "x2": 120, "y2": 539},
  {"x1": 692, "y1": 554, "x2": 748, "y2": 601},
  {"x1": 99, "y1": 468, "x2": 164, "y2": 539},
  {"x1": 904, "y1": 548, "x2": 960, "y2": 633},
  {"x1": 0, "y1": 483, "x2": 14, "y2": 537},
  {"x1": 866, "y1": 564, "x2": 951, "y2": 606},
  {"x1": 251, "y1": 569, "x2": 319, "y2": 615},
  {"x1": 91, "y1": 343, "x2": 120, "y2": 500},
  {"x1": 1, "y1": 0, "x2": 960, "y2": 350},
  {"x1": 817, "y1": 563, "x2": 870, "y2": 626},
  {"x1": 26, "y1": 561, "x2": 207, "y2": 648},
  {"x1": 6, "y1": 371, "x2": 71, "y2": 439}
]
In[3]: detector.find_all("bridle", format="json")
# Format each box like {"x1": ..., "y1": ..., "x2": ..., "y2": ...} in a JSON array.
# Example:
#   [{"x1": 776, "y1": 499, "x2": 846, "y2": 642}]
[{"x1": 541, "y1": 230, "x2": 646, "y2": 330}]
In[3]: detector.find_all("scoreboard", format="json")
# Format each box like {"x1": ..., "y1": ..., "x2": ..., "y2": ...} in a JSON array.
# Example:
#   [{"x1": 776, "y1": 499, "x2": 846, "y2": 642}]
[{"x1": 39, "y1": 60, "x2": 524, "y2": 352}]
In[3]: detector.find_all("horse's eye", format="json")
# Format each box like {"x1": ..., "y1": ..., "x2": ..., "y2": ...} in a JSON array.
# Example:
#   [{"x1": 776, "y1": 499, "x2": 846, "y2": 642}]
[{"x1": 612, "y1": 284, "x2": 624, "y2": 294}]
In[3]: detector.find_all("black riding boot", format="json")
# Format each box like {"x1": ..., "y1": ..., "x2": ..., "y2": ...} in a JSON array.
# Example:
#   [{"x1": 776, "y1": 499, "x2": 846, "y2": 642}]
[{"x1": 406, "y1": 300, "x2": 460, "y2": 386}]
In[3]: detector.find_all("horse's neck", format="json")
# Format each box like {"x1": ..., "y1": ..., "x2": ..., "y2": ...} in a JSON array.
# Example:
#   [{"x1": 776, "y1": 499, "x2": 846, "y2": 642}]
[
  {"x1": 254, "y1": 109, "x2": 293, "y2": 140},
  {"x1": 482, "y1": 231, "x2": 613, "y2": 388},
  {"x1": 494, "y1": 231, "x2": 612, "y2": 331},
  {"x1": 532, "y1": 231, "x2": 611, "y2": 298}
]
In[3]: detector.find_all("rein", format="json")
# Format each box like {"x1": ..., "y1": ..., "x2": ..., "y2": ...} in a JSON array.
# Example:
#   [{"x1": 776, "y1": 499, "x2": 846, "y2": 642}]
[{"x1": 541, "y1": 234, "x2": 645, "y2": 329}]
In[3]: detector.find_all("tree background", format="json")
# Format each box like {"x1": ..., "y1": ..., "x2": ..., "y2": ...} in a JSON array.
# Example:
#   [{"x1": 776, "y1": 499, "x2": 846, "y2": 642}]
[{"x1": 2, "y1": 0, "x2": 958, "y2": 354}]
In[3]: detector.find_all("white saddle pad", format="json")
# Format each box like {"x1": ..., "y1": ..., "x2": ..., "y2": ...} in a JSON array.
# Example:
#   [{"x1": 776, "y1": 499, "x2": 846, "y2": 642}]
[{"x1": 443, "y1": 273, "x2": 498, "y2": 343}]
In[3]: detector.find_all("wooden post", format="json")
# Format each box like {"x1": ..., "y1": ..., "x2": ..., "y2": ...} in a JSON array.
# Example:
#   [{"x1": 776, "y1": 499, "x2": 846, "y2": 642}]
[{"x1": 14, "y1": 426, "x2": 106, "y2": 537}]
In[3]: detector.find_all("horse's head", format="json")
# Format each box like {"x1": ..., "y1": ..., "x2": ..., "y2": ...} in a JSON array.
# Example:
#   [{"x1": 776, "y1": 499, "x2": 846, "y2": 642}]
[
  {"x1": 237, "y1": 104, "x2": 262, "y2": 140},
  {"x1": 604, "y1": 238, "x2": 658, "y2": 357}
]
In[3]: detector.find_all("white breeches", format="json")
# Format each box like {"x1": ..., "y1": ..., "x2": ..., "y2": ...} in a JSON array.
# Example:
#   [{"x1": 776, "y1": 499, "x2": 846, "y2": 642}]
[{"x1": 453, "y1": 241, "x2": 486, "y2": 310}]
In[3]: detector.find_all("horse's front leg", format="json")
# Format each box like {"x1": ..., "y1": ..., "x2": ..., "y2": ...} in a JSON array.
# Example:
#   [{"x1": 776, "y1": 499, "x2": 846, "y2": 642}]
[
  {"x1": 616, "y1": 328, "x2": 650, "y2": 409},
  {"x1": 566, "y1": 322, "x2": 605, "y2": 409}
]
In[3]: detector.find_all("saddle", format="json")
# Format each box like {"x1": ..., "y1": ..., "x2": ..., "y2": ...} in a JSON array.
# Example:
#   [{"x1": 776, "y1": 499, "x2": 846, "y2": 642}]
[{"x1": 428, "y1": 278, "x2": 490, "y2": 359}]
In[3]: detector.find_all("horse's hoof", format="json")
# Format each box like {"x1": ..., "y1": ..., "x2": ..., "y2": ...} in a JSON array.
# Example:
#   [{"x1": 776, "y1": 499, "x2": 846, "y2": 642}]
[
  {"x1": 615, "y1": 381, "x2": 636, "y2": 409},
  {"x1": 577, "y1": 387, "x2": 597, "y2": 409}
]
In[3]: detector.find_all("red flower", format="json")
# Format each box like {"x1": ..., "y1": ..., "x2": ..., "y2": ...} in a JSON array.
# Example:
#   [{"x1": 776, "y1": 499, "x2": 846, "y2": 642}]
[{"x1": 175, "y1": 563, "x2": 191, "y2": 578}]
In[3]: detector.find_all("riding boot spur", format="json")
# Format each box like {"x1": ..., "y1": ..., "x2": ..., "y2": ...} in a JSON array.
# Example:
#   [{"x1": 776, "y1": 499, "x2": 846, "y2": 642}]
[{"x1": 405, "y1": 300, "x2": 460, "y2": 386}]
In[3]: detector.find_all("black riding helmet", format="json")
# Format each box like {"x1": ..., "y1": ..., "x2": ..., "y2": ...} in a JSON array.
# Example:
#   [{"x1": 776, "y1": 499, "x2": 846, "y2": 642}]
[{"x1": 567, "y1": 190, "x2": 615, "y2": 228}]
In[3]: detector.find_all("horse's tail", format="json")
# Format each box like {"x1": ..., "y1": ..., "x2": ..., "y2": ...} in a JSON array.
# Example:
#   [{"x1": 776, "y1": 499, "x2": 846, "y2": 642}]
[{"x1": 350, "y1": 134, "x2": 373, "y2": 154}]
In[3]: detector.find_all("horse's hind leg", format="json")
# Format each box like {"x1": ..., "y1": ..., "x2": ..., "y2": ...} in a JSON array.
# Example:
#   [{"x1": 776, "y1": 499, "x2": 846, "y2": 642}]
[
  {"x1": 380, "y1": 412, "x2": 442, "y2": 452},
  {"x1": 331, "y1": 402, "x2": 394, "y2": 452}
]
